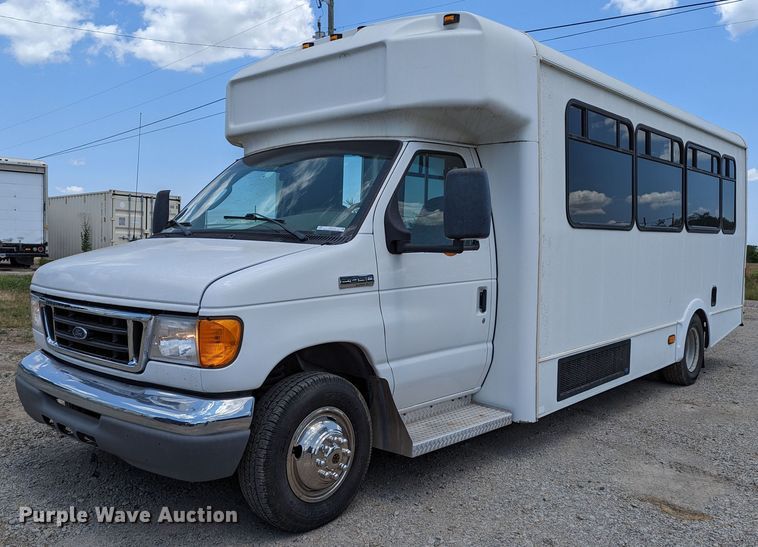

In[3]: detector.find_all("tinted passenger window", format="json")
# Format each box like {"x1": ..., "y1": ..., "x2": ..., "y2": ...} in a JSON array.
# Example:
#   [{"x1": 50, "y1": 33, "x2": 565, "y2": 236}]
[
  {"x1": 566, "y1": 103, "x2": 633, "y2": 229},
  {"x1": 722, "y1": 156, "x2": 736, "y2": 234},
  {"x1": 635, "y1": 127, "x2": 683, "y2": 231},
  {"x1": 396, "y1": 151, "x2": 466, "y2": 246},
  {"x1": 637, "y1": 160, "x2": 683, "y2": 229},
  {"x1": 567, "y1": 140, "x2": 633, "y2": 227},
  {"x1": 686, "y1": 170, "x2": 720, "y2": 230}
]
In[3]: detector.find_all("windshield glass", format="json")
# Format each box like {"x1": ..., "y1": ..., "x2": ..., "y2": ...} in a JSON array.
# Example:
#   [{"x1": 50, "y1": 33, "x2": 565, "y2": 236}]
[{"x1": 168, "y1": 140, "x2": 400, "y2": 243}]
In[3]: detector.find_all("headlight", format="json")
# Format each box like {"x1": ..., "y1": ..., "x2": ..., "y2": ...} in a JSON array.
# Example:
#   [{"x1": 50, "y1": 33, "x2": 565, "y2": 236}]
[
  {"x1": 30, "y1": 296, "x2": 44, "y2": 333},
  {"x1": 148, "y1": 316, "x2": 242, "y2": 368},
  {"x1": 149, "y1": 316, "x2": 198, "y2": 365}
]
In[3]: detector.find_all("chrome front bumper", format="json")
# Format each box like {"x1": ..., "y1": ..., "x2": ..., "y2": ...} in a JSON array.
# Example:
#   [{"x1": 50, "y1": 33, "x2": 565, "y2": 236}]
[{"x1": 16, "y1": 351, "x2": 254, "y2": 481}]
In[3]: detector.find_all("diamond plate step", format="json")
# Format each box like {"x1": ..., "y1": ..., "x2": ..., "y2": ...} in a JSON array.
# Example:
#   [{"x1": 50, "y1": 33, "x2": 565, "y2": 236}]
[{"x1": 402, "y1": 398, "x2": 512, "y2": 457}]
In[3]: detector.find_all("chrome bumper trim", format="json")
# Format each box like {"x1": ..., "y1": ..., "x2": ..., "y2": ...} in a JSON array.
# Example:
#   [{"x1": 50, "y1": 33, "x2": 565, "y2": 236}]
[{"x1": 17, "y1": 351, "x2": 253, "y2": 435}]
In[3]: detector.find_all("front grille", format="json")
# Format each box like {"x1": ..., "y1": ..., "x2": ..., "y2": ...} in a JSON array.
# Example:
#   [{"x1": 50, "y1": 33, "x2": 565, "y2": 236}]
[{"x1": 39, "y1": 296, "x2": 151, "y2": 372}]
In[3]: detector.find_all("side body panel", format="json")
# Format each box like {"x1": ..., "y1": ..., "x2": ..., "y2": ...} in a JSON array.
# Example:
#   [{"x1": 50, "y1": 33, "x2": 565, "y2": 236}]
[
  {"x1": 475, "y1": 142, "x2": 541, "y2": 422},
  {"x1": 536, "y1": 62, "x2": 747, "y2": 417}
]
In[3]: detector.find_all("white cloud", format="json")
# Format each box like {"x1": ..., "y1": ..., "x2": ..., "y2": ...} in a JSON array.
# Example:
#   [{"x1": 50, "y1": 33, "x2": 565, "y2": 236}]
[
  {"x1": 57, "y1": 185, "x2": 85, "y2": 194},
  {"x1": 748, "y1": 167, "x2": 758, "y2": 182},
  {"x1": 638, "y1": 190, "x2": 681, "y2": 209},
  {"x1": 69, "y1": 158, "x2": 86, "y2": 166},
  {"x1": 111, "y1": 0, "x2": 314, "y2": 72},
  {"x1": 605, "y1": 0, "x2": 678, "y2": 15},
  {"x1": 0, "y1": 0, "x2": 118, "y2": 64},
  {"x1": 0, "y1": 0, "x2": 313, "y2": 71},
  {"x1": 717, "y1": 0, "x2": 758, "y2": 38},
  {"x1": 568, "y1": 190, "x2": 612, "y2": 216}
]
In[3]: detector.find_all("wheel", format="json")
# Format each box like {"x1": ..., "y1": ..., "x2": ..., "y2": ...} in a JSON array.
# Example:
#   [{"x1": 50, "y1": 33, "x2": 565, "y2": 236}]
[
  {"x1": 662, "y1": 315, "x2": 704, "y2": 385},
  {"x1": 10, "y1": 257, "x2": 33, "y2": 268},
  {"x1": 238, "y1": 372, "x2": 372, "y2": 532}
]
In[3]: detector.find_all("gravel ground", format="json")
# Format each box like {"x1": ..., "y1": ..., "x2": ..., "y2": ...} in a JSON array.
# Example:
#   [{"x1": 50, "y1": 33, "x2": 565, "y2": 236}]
[{"x1": 1, "y1": 307, "x2": 756, "y2": 546}]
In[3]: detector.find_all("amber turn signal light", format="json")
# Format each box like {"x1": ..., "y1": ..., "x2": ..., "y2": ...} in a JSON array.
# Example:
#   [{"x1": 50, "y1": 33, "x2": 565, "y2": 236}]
[
  {"x1": 667, "y1": 335, "x2": 676, "y2": 345},
  {"x1": 443, "y1": 13, "x2": 460, "y2": 26},
  {"x1": 198, "y1": 318, "x2": 243, "y2": 368}
]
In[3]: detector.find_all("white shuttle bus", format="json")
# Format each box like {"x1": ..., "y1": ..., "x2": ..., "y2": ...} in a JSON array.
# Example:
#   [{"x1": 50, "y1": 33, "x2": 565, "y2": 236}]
[{"x1": 16, "y1": 13, "x2": 747, "y2": 531}]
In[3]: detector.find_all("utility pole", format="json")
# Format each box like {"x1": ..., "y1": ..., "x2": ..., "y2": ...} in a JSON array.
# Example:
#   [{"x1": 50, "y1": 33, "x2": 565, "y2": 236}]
[
  {"x1": 315, "y1": 1, "x2": 334, "y2": 37},
  {"x1": 327, "y1": 0, "x2": 334, "y2": 36}
]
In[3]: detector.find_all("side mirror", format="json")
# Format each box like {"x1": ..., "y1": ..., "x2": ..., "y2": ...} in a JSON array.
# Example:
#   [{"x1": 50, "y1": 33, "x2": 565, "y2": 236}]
[
  {"x1": 151, "y1": 190, "x2": 171, "y2": 235},
  {"x1": 444, "y1": 168, "x2": 492, "y2": 241}
]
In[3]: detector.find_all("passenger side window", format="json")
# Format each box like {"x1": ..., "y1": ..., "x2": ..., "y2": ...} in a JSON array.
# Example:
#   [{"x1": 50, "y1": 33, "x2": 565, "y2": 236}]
[
  {"x1": 635, "y1": 127, "x2": 683, "y2": 231},
  {"x1": 566, "y1": 102, "x2": 634, "y2": 229},
  {"x1": 395, "y1": 151, "x2": 466, "y2": 246},
  {"x1": 721, "y1": 156, "x2": 736, "y2": 234},
  {"x1": 685, "y1": 144, "x2": 721, "y2": 232}
]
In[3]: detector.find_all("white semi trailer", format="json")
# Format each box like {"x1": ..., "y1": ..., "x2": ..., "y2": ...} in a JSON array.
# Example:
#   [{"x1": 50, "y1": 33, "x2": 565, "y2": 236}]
[
  {"x1": 0, "y1": 157, "x2": 47, "y2": 267},
  {"x1": 16, "y1": 12, "x2": 747, "y2": 532}
]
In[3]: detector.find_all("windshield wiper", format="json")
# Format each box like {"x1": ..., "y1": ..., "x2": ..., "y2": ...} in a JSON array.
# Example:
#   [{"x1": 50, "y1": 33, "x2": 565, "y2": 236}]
[
  {"x1": 164, "y1": 219, "x2": 192, "y2": 236},
  {"x1": 224, "y1": 213, "x2": 308, "y2": 242}
]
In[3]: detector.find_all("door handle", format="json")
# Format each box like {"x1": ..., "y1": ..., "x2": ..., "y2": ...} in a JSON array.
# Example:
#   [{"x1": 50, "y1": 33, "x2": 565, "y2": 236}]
[{"x1": 478, "y1": 287, "x2": 487, "y2": 313}]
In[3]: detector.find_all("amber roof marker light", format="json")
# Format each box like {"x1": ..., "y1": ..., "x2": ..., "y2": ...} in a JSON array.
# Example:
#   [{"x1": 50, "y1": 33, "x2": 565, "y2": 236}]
[
  {"x1": 443, "y1": 13, "x2": 461, "y2": 26},
  {"x1": 302, "y1": 42, "x2": 315, "y2": 49},
  {"x1": 329, "y1": 33, "x2": 343, "y2": 41}
]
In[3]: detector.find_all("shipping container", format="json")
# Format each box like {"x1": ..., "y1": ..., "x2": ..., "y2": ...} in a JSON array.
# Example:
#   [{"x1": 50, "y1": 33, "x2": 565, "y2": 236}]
[
  {"x1": 0, "y1": 157, "x2": 48, "y2": 267},
  {"x1": 47, "y1": 190, "x2": 181, "y2": 259}
]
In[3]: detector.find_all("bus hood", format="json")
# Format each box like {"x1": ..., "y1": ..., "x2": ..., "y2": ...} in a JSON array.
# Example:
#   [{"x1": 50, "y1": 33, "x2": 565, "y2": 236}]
[{"x1": 31, "y1": 238, "x2": 313, "y2": 311}]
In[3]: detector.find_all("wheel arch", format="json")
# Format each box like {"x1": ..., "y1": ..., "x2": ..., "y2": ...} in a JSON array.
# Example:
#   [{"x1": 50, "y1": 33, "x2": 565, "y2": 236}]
[
  {"x1": 676, "y1": 301, "x2": 710, "y2": 361},
  {"x1": 255, "y1": 341, "x2": 411, "y2": 455}
]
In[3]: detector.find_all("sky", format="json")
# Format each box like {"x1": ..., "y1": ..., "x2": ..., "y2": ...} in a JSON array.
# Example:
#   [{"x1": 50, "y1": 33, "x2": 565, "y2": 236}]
[{"x1": 0, "y1": 0, "x2": 756, "y2": 243}]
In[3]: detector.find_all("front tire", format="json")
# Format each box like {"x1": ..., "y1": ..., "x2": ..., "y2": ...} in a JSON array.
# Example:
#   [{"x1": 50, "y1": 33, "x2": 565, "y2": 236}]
[
  {"x1": 238, "y1": 372, "x2": 372, "y2": 532},
  {"x1": 662, "y1": 315, "x2": 704, "y2": 385}
]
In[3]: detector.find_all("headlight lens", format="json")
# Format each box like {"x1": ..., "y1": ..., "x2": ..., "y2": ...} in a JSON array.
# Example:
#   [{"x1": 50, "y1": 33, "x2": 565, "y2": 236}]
[
  {"x1": 30, "y1": 297, "x2": 44, "y2": 333},
  {"x1": 148, "y1": 316, "x2": 198, "y2": 365},
  {"x1": 148, "y1": 316, "x2": 242, "y2": 368}
]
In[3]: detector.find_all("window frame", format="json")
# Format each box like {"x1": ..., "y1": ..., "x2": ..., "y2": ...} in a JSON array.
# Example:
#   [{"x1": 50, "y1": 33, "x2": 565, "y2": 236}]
[
  {"x1": 634, "y1": 124, "x2": 684, "y2": 233},
  {"x1": 684, "y1": 141, "x2": 722, "y2": 234},
  {"x1": 565, "y1": 99, "x2": 635, "y2": 231},
  {"x1": 720, "y1": 154, "x2": 737, "y2": 235}
]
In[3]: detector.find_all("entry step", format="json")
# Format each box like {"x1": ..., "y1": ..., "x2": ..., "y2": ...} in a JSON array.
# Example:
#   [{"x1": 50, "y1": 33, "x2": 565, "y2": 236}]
[{"x1": 401, "y1": 396, "x2": 512, "y2": 457}]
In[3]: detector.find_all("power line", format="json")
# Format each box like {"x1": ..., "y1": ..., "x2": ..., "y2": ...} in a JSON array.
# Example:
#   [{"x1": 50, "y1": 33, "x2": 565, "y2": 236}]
[
  {"x1": 40, "y1": 111, "x2": 226, "y2": 158},
  {"x1": 0, "y1": 2, "x2": 308, "y2": 134},
  {"x1": 560, "y1": 17, "x2": 758, "y2": 52},
  {"x1": 542, "y1": 0, "x2": 741, "y2": 42},
  {"x1": 525, "y1": 0, "x2": 733, "y2": 33},
  {"x1": 0, "y1": 62, "x2": 247, "y2": 152},
  {"x1": 35, "y1": 98, "x2": 225, "y2": 159},
  {"x1": 0, "y1": 13, "x2": 279, "y2": 51}
]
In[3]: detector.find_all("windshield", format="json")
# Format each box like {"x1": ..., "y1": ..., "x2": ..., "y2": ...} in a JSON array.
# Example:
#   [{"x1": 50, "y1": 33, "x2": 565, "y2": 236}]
[{"x1": 167, "y1": 140, "x2": 400, "y2": 243}]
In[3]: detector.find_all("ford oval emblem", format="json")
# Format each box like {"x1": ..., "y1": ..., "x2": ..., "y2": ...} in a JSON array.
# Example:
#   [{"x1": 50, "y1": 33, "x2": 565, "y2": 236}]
[{"x1": 71, "y1": 326, "x2": 89, "y2": 340}]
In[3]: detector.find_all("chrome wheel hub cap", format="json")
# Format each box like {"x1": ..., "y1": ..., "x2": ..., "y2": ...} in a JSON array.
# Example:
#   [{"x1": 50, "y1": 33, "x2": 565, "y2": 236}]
[
  {"x1": 287, "y1": 406, "x2": 354, "y2": 503},
  {"x1": 685, "y1": 326, "x2": 700, "y2": 373}
]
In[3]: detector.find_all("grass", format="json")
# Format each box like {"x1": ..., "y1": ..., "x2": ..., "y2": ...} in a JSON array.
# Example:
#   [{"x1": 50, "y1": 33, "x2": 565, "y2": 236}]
[
  {"x1": 0, "y1": 275, "x2": 33, "y2": 330},
  {"x1": 746, "y1": 263, "x2": 758, "y2": 301}
]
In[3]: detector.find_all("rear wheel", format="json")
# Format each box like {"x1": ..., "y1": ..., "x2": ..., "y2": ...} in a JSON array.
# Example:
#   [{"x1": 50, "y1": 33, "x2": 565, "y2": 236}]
[
  {"x1": 238, "y1": 372, "x2": 372, "y2": 532},
  {"x1": 663, "y1": 315, "x2": 704, "y2": 385},
  {"x1": 10, "y1": 257, "x2": 33, "y2": 268}
]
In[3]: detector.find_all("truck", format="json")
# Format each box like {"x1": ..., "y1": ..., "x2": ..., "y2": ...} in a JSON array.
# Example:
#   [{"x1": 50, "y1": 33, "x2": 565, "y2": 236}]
[
  {"x1": 0, "y1": 157, "x2": 47, "y2": 267},
  {"x1": 15, "y1": 12, "x2": 747, "y2": 532},
  {"x1": 47, "y1": 190, "x2": 182, "y2": 259}
]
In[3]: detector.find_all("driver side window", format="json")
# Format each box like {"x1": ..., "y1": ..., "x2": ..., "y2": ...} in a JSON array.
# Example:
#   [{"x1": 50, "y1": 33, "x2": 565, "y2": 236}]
[{"x1": 396, "y1": 151, "x2": 466, "y2": 246}]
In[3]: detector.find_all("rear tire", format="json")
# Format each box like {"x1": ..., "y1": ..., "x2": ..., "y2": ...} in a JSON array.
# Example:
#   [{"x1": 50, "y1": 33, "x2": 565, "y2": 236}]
[
  {"x1": 238, "y1": 372, "x2": 372, "y2": 532},
  {"x1": 662, "y1": 315, "x2": 704, "y2": 385},
  {"x1": 10, "y1": 257, "x2": 33, "y2": 268}
]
